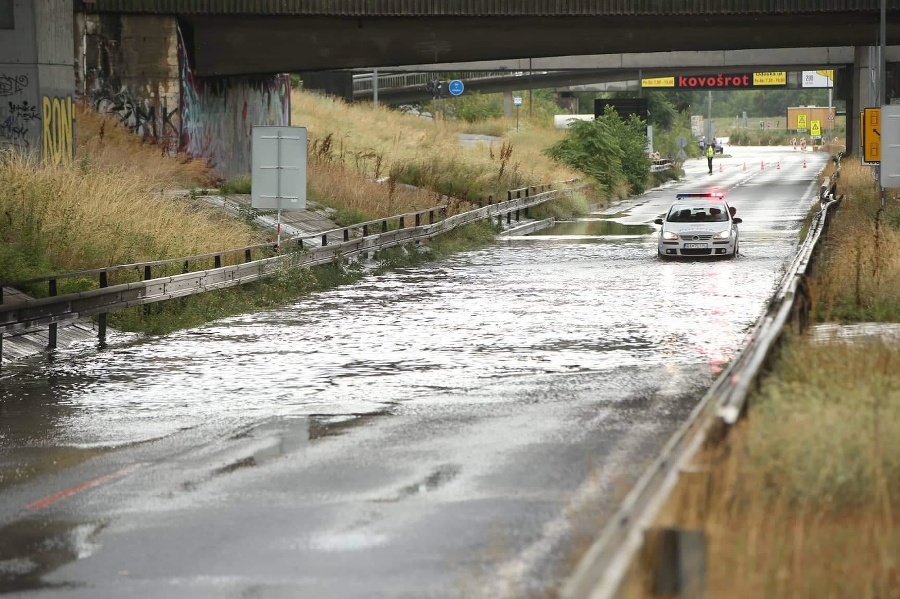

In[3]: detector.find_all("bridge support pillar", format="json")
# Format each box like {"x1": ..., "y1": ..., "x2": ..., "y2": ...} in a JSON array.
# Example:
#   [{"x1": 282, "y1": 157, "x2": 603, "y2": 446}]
[
  {"x1": 0, "y1": 0, "x2": 75, "y2": 164},
  {"x1": 503, "y1": 91, "x2": 513, "y2": 118},
  {"x1": 847, "y1": 46, "x2": 876, "y2": 157}
]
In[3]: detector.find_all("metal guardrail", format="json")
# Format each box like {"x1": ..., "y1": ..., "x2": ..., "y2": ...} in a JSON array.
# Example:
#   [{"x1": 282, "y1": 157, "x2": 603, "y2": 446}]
[
  {"x1": 0, "y1": 186, "x2": 574, "y2": 337},
  {"x1": 562, "y1": 184, "x2": 842, "y2": 599}
]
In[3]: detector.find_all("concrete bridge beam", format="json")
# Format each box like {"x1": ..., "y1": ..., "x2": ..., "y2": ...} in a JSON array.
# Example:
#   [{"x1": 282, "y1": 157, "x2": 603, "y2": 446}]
[{"x1": 0, "y1": 0, "x2": 75, "y2": 164}]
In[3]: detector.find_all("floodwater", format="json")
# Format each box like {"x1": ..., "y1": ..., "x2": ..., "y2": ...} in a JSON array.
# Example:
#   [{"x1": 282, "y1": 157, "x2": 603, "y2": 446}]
[{"x1": 0, "y1": 147, "x2": 827, "y2": 597}]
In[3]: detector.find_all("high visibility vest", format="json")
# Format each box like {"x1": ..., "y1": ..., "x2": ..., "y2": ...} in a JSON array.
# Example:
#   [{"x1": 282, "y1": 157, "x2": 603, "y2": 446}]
[{"x1": 707, "y1": 146, "x2": 714, "y2": 158}]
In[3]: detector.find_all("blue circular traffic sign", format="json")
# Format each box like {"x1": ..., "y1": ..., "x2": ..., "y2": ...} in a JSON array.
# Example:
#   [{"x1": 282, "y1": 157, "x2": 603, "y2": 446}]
[{"x1": 448, "y1": 80, "x2": 464, "y2": 96}]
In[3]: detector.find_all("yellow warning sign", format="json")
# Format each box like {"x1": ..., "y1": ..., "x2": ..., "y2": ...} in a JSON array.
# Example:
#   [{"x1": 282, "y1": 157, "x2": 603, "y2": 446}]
[
  {"x1": 797, "y1": 113, "x2": 808, "y2": 131},
  {"x1": 753, "y1": 72, "x2": 787, "y2": 86},
  {"x1": 863, "y1": 107, "x2": 881, "y2": 162},
  {"x1": 641, "y1": 77, "x2": 675, "y2": 88},
  {"x1": 810, "y1": 120, "x2": 821, "y2": 137}
]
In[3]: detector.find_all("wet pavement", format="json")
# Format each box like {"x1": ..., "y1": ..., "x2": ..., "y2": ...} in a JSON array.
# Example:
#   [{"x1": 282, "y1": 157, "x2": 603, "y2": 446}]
[{"x1": 0, "y1": 146, "x2": 827, "y2": 598}]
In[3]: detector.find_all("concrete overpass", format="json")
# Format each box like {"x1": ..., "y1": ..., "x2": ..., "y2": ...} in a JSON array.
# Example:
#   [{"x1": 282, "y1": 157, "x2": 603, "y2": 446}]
[
  {"x1": 73, "y1": 1, "x2": 900, "y2": 75},
  {"x1": 4, "y1": 1, "x2": 899, "y2": 176},
  {"x1": 344, "y1": 47, "x2": 900, "y2": 104}
]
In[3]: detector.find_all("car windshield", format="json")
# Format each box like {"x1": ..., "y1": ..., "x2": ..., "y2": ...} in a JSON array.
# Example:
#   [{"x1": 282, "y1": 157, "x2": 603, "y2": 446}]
[{"x1": 667, "y1": 205, "x2": 729, "y2": 223}]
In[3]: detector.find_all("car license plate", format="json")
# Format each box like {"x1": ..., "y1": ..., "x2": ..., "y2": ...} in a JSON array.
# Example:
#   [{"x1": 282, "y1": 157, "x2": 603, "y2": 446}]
[{"x1": 684, "y1": 243, "x2": 708, "y2": 249}]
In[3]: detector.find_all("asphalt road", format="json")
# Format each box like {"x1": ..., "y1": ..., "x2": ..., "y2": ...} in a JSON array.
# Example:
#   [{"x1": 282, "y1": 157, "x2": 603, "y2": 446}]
[{"x1": 0, "y1": 146, "x2": 828, "y2": 598}]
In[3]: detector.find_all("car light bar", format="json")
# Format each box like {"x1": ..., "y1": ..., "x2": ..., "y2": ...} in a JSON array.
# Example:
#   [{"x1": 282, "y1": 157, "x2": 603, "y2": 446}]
[{"x1": 675, "y1": 192, "x2": 725, "y2": 200}]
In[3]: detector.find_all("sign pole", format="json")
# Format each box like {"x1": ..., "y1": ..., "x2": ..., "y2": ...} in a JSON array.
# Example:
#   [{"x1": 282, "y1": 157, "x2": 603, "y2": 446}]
[{"x1": 880, "y1": 0, "x2": 886, "y2": 208}]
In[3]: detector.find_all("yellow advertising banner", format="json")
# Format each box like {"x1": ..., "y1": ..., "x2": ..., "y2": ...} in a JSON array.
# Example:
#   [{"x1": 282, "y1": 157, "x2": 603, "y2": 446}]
[
  {"x1": 753, "y1": 72, "x2": 787, "y2": 86},
  {"x1": 641, "y1": 77, "x2": 675, "y2": 88}
]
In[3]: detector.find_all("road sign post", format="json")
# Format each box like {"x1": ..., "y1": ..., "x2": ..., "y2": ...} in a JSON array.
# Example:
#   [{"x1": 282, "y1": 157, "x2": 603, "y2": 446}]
[
  {"x1": 252, "y1": 126, "x2": 308, "y2": 251},
  {"x1": 514, "y1": 95, "x2": 523, "y2": 132}
]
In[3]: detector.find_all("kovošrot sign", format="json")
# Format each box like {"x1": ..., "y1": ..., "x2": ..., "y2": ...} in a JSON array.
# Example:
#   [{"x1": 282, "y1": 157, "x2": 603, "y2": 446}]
[{"x1": 641, "y1": 72, "x2": 787, "y2": 89}]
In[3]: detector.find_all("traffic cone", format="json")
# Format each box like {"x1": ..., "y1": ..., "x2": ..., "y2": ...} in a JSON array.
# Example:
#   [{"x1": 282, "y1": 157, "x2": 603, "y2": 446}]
[
  {"x1": 803, "y1": 159, "x2": 807, "y2": 168},
  {"x1": 761, "y1": 161, "x2": 765, "y2": 170},
  {"x1": 743, "y1": 162, "x2": 746, "y2": 171},
  {"x1": 777, "y1": 161, "x2": 781, "y2": 169},
  {"x1": 719, "y1": 163, "x2": 723, "y2": 172}
]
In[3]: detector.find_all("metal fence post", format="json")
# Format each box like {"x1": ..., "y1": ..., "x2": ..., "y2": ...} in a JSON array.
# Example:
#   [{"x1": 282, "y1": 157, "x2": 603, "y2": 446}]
[
  {"x1": 98, "y1": 271, "x2": 108, "y2": 344},
  {"x1": 48, "y1": 279, "x2": 57, "y2": 349},
  {"x1": 643, "y1": 527, "x2": 707, "y2": 598}
]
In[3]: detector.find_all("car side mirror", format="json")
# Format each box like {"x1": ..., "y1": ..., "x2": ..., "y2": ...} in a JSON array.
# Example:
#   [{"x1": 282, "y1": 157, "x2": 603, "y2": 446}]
[
  {"x1": 733, "y1": 217, "x2": 742, "y2": 224},
  {"x1": 654, "y1": 218, "x2": 664, "y2": 225}
]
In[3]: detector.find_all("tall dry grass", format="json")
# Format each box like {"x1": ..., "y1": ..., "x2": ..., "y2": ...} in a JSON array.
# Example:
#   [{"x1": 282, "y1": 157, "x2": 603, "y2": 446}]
[
  {"x1": 816, "y1": 157, "x2": 900, "y2": 321},
  {"x1": 292, "y1": 90, "x2": 582, "y2": 206},
  {"x1": 75, "y1": 103, "x2": 217, "y2": 189},
  {"x1": 0, "y1": 154, "x2": 259, "y2": 281}
]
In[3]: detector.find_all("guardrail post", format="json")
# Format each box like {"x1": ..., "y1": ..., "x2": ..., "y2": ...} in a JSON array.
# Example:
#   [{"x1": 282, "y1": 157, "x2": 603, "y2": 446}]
[
  {"x1": 399, "y1": 216, "x2": 405, "y2": 229},
  {"x1": 497, "y1": 213, "x2": 502, "y2": 227},
  {"x1": 507, "y1": 190, "x2": 513, "y2": 202},
  {"x1": 143, "y1": 265, "x2": 153, "y2": 316},
  {"x1": 515, "y1": 209, "x2": 520, "y2": 222},
  {"x1": 429, "y1": 210, "x2": 434, "y2": 224},
  {"x1": 98, "y1": 271, "x2": 108, "y2": 344},
  {"x1": 643, "y1": 527, "x2": 707, "y2": 598},
  {"x1": 506, "y1": 212, "x2": 512, "y2": 225},
  {"x1": 182, "y1": 261, "x2": 189, "y2": 274},
  {"x1": 48, "y1": 279, "x2": 57, "y2": 349},
  {"x1": 319, "y1": 234, "x2": 326, "y2": 247},
  {"x1": 415, "y1": 213, "x2": 421, "y2": 227},
  {"x1": 298, "y1": 237, "x2": 304, "y2": 249},
  {"x1": 363, "y1": 224, "x2": 369, "y2": 237},
  {"x1": 343, "y1": 229, "x2": 350, "y2": 242},
  {"x1": 488, "y1": 195, "x2": 493, "y2": 206},
  {"x1": 244, "y1": 249, "x2": 252, "y2": 263},
  {"x1": 214, "y1": 255, "x2": 222, "y2": 269},
  {"x1": 382, "y1": 220, "x2": 388, "y2": 233}
]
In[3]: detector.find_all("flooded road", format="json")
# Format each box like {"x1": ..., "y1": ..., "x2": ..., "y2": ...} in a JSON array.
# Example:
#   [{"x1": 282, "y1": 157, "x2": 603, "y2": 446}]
[{"x1": 0, "y1": 147, "x2": 827, "y2": 597}]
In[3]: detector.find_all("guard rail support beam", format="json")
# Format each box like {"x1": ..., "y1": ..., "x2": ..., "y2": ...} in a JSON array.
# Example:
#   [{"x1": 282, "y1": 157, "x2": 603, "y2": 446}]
[{"x1": 48, "y1": 279, "x2": 57, "y2": 349}]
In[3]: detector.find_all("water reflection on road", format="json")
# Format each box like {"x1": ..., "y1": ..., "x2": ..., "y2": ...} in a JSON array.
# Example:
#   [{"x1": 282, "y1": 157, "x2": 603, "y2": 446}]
[{"x1": 3, "y1": 235, "x2": 762, "y2": 449}]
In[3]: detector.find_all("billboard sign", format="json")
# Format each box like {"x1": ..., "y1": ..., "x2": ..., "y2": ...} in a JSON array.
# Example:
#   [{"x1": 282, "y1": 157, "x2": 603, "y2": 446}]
[
  {"x1": 802, "y1": 70, "x2": 835, "y2": 88},
  {"x1": 641, "y1": 72, "x2": 786, "y2": 89}
]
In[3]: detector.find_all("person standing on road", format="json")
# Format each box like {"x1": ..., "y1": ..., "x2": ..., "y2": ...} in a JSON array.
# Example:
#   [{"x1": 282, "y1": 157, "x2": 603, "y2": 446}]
[{"x1": 706, "y1": 143, "x2": 714, "y2": 174}]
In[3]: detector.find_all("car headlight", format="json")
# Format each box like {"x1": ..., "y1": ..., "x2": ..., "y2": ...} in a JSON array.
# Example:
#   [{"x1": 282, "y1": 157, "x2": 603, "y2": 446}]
[
  {"x1": 662, "y1": 231, "x2": 678, "y2": 240},
  {"x1": 714, "y1": 229, "x2": 731, "y2": 239}
]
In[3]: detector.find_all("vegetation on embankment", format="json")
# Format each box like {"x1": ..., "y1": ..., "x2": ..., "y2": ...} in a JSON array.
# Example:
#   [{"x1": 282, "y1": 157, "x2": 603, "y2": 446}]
[
  {"x1": 2, "y1": 93, "x2": 596, "y2": 335},
  {"x1": 627, "y1": 156, "x2": 900, "y2": 599}
]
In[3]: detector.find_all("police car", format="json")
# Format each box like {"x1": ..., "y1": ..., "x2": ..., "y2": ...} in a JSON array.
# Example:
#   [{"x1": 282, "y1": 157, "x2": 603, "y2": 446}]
[{"x1": 654, "y1": 192, "x2": 742, "y2": 258}]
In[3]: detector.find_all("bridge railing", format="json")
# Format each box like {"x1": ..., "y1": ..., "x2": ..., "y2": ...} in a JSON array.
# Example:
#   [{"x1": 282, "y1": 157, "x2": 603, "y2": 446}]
[{"x1": 351, "y1": 70, "x2": 553, "y2": 94}]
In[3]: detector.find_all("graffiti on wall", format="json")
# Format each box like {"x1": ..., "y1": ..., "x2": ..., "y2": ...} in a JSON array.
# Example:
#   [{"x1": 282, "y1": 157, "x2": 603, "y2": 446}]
[
  {"x1": 0, "y1": 73, "x2": 29, "y2": 97},
  {"x1": 42, "y1": 95, "x2": 74, "y2": 164},
  {"x1": 0, "y1": 74, "x2": 37, "y2": 152},
  {"x1": 87, "y1": 75, "x2": 179, "y2": 149},
  {"x1": 177, "y1": 25, "x2": 290, "y2": 177}
]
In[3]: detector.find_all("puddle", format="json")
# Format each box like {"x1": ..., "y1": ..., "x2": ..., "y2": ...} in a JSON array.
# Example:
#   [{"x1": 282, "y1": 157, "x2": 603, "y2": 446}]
[
  {"x1": 0, "y1": 519, "x2": 104, "y2": 592},
  {"x1": 374, "y1": 464, "x2": 461, "y2": 503},
  {"x1": 531, "y1": 219, "x2": 653, "y2": 237}
]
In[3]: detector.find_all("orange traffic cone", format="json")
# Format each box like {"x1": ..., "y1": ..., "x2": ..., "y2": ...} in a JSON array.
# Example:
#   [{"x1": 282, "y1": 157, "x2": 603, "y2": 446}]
[
  {"x1": 743, "y1": 162, "x2": 746, "y2": 171},
  {"x1": 803, "y1": 159, "x2": 807, "y2": 168},
  {"x1": 719, "y1": 163, "x2": 723, "y2": 172},
  {"x1": 777, "y1": 162, "x2": 781, "y2": 169},
  {"x1": 761, "y1": 161, "x2": 765, "y2": 170}
]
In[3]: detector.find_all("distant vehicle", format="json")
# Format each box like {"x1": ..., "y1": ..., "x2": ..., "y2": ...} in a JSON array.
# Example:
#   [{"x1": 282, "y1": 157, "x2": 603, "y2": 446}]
[
  {"x1": 654, "y1": 192, "x2": 742, "y2": 259},
  {"x1": 699, "y1": 138, "x2": 724, "y2": 154}
]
